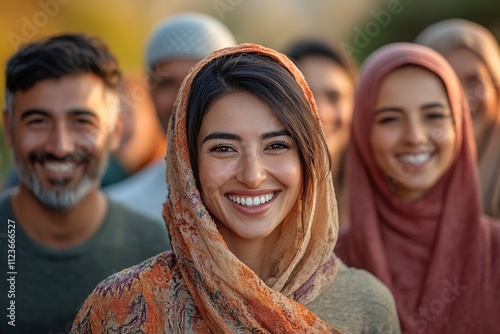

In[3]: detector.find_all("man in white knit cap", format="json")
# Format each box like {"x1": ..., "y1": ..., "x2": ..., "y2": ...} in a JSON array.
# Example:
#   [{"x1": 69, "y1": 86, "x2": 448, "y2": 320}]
[{"x1": 105, "y1": 13, "x2": 236, "y2": 222}]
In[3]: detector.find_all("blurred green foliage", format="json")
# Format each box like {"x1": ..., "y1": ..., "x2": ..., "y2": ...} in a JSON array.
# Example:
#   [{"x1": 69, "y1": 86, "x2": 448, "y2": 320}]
[{"x1": 343, "y1": 0, "x2": 500, "y2": 62}]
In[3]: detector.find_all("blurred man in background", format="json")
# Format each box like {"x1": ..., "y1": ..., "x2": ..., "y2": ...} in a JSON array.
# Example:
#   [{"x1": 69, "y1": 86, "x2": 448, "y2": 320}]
[
  {"x1": 286, "y1": 39, "x2": 357, "y2": 229},
  {"x1": 105, "y1": 12, "x2": 236, "y2": 222},
  {"x1": 113, "y1": 75, "x2": 167, "y2": 179}
]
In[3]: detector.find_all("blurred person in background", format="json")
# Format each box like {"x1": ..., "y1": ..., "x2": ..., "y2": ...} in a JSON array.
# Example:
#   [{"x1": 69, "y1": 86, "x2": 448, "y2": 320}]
[
  {"x1": 335, "y1": 43, "x2": 500, "y2": 333},
  {"x1": 286, "y1": 39, "x2": 357, "y2": 229},
  {"x1": 113, "y1": 75, "x2": 166, "y2": 177},
  {"x1": 415, "y1": 18, "x2": 500, "y2": 218},
  {"x1": 105, "y1": 12, "x2": 236, "y2": 222},
  {"x1": 0, "y1": 34, "x2": 170, "y2": 334}
]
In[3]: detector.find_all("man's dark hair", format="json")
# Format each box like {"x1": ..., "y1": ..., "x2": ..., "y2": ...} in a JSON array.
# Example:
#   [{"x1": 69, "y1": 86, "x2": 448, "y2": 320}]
[{"x1": 5, "y1": 33, "x2": 121, "y2": 114}]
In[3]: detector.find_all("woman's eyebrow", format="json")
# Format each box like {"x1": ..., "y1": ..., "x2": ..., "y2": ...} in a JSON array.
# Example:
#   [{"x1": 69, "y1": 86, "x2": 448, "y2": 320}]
[
  {"x1": 261, "y1": 130, "x2": 291, "y2": 140},
  {"x1": 374, "y1": 102, "x2": 447, "y2": 115},
  {"x1": 373, "y1": 107, "x2": 403, "y2": 115},
  {"x1": 202, "y1": 130, "x2": 291, "y2": 143},
  {"x1": 421, "y1": 102, "x2": 446, "y2": 110},
  {"x1": 202, "y1": 132, "x2": 241, "y2": 143}
]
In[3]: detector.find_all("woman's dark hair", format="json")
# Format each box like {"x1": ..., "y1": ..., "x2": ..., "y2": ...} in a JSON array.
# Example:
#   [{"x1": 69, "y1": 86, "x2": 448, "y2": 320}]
[{"x1": 187, "y1": 52, "x2": 331, "y2": 214}]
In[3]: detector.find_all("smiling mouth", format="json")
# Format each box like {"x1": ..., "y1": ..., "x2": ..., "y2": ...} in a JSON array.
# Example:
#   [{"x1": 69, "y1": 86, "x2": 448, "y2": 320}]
[
  {"x1": 43, "y1": 161, "x2": 78, "y2": 173},
  {"x1": 397, "y1": 152, "x2": 433, "y2": 166},
  {"x1": 227, "y1": 192, "x2": 277, "y2": 207},
  {"x1": 36, "y1": 161, "x2": 82, "y2": 185}
]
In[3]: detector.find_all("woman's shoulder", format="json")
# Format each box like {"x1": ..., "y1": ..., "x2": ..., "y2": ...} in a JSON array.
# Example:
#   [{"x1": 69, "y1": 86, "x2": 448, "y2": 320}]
[
  {"x1": 70, "y1": 251, "x2": 178, "y2": 333},
  {"x1": 334, "y1": 261, "x2": 393, "y2": 296},
  {"x1": 307, "y1": 261, "x2": 401, "y2": 334},
  {"x1": 96, "y1": 251, "x2": 175, "y2": 295}
]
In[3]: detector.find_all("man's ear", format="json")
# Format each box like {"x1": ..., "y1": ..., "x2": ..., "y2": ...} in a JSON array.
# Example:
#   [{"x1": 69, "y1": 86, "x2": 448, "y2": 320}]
[
  {"x1": 2, "y1": 109, "x2": 13, "y2": 147},
  {"x1": 109, "y1": 111, "x2": 124, "y2": 153}
]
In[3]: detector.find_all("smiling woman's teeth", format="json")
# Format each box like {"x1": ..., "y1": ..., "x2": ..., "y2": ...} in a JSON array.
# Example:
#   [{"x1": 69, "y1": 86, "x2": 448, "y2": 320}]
[
  {"x1": 228, "y1": 193, "x2": 275, "y2": 207},
  {"x1": 398, "y1": 153, "x2": 431, "y2": 165}
]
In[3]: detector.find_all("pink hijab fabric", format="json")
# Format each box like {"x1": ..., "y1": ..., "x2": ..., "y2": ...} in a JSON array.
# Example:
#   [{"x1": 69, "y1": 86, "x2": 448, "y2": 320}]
[{"x1": 336, "y1": 43, "x2": 500, "y2": 333}]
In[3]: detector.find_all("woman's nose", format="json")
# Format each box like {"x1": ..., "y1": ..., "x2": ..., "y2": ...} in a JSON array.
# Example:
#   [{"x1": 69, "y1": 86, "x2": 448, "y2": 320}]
[
  {"x1": 404, "y1": 120, "x2": 427, "y2": 145},
  {"x1": 236, "y1": 152, "x2": 266, "y2": 188}
]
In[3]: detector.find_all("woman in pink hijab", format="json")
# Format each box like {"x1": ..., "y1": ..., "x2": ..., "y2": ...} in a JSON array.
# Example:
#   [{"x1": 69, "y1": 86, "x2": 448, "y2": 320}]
[{"x1": 336, "y1": 43, "x2": 500, "y2": 333}]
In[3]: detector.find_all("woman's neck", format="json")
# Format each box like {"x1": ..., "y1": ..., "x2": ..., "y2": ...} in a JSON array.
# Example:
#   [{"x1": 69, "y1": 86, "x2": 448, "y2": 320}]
[{"x1": 221, "y1": 225, "x2": 282, "y2": 280}]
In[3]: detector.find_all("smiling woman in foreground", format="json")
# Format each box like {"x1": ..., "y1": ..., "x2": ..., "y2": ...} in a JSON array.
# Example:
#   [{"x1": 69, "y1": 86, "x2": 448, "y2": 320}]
[{"x1": 70, "y1": 43, "x2": 400, "y2": 333}]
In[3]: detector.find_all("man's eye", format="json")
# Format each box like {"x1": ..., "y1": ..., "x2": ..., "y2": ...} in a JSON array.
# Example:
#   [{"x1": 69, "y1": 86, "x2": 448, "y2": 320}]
[
  {"x1": 153, "y1": 78, "x2": 175, "y2": 90},
  {"x1": 26, "y1": 117, "x2": 47, "y2": 126},
  {"x1": 326, "y1": 91, "x2": 340, "y2": 104},
  {"x1": 76, "y1": 118, "x2": 92, "y2": 124}
]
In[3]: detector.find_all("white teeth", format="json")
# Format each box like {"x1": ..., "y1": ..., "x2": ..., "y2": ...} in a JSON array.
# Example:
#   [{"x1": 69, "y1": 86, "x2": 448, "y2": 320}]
[
  {"x1": 44, "y1": 162, "x2": 76, "y2": 173},
  {"x1": 398, "y1": 153, "x2": 431, "y2": 165},
  {"x1": 228, "y1": 193, "x2": 275, "y2": 207}
]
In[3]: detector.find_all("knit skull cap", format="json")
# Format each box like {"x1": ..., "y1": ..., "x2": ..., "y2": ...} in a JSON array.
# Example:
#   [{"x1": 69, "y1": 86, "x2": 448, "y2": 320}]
[{"x1": 146, "y1": 12, "x2": 236, "y2": 69}]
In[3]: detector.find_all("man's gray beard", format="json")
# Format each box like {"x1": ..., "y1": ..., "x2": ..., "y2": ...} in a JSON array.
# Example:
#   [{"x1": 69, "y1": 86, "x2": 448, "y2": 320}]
[
  {"x1": 21, "y1": 175, "x2": 93, "y2": 211},
  {"x1": 22, "y1": 172, "x2": 95, "y2": 211},
  {"x1": 16, "y1": 155, "x2": 108, "y2": 211}
]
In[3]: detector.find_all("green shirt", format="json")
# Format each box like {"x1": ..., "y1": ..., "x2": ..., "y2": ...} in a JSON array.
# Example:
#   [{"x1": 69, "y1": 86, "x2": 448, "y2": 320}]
[
  {"x1": 0, "y1": 189, "x2": 170, "y2": 334},
  {"x1": 307, "y1": 262, "x2": 401, "y2": 333}
]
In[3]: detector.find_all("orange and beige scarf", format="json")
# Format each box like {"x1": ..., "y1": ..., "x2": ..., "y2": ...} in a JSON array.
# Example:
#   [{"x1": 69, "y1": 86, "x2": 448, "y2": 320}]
[{"x1": 71, "y1": 44, "x2": 342, "y2": 333}]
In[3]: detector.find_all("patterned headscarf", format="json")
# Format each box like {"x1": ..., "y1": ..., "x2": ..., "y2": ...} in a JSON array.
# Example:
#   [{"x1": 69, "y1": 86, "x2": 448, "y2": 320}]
[
  {"x1": 163, "y1": 43, "x2": 341, "y2": 332},
  {"x1": 71, "y1": 44, "x2": 342, "y2": 333}
]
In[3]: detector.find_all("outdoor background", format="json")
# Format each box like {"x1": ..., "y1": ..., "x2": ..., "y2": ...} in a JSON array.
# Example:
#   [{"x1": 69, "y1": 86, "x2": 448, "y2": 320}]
[{"x1": 1, "y1": 0, "x2": 499, "y2": 186}]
